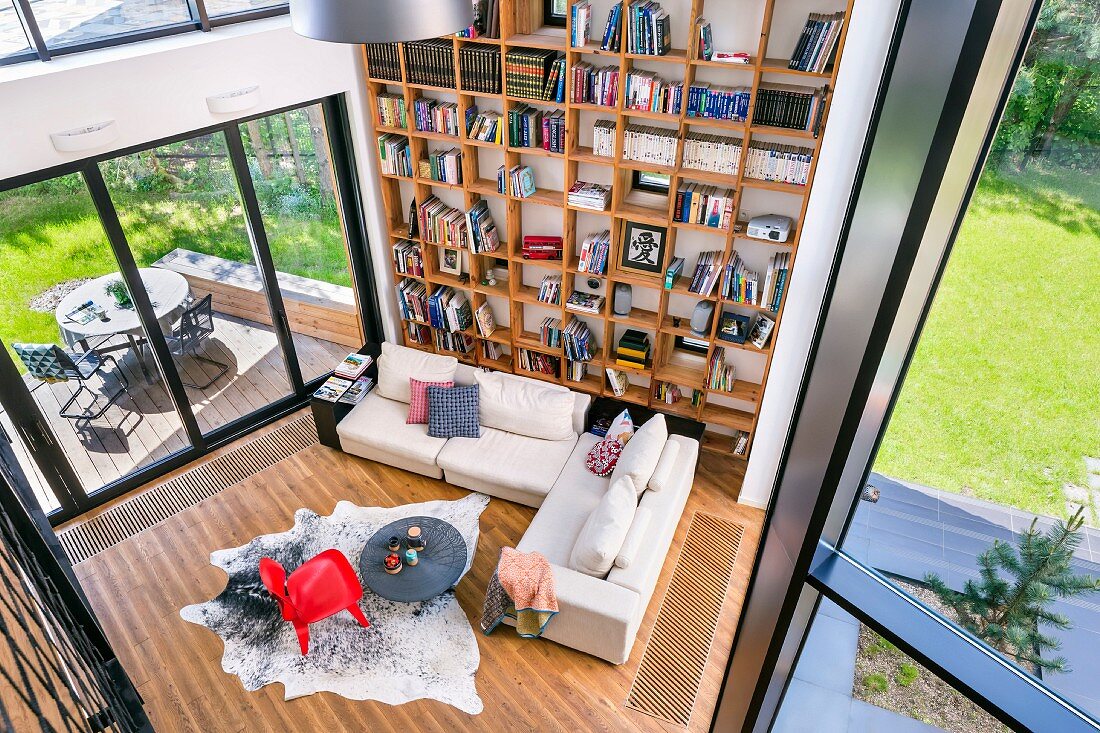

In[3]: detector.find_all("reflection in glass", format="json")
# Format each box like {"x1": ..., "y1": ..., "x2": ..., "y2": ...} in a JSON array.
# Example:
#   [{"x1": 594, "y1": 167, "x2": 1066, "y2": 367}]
[
  {"x1": 203, "y1": 0, "x2": 285, "y2": 17},
  {"x1": 0, "y1": 1, "x2": 33, "y2": 60},
  {"x1": 28, "y1": 0, "x2": 192, "y2": 50}
]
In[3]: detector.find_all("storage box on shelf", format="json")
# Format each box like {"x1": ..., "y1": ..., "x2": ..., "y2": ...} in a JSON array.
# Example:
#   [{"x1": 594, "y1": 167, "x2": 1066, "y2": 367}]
[{"x1": 361, "y1": 0, "x2": 853, "y2": 462}]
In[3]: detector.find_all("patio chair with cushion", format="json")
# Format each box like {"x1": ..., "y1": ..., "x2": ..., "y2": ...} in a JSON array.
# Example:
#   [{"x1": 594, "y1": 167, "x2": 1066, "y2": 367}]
[
  {"x1": 165, "y1": 294, "x2": 230, "y2": 389},
  {"x1": 13, "y1": 342, "x2": 129, "y2": 421}
]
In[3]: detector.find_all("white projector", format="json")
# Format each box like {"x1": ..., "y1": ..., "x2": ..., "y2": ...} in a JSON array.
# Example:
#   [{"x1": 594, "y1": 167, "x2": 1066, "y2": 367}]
[{"x1": 747, "y1": 214, "x2": 793, "y2": 243}]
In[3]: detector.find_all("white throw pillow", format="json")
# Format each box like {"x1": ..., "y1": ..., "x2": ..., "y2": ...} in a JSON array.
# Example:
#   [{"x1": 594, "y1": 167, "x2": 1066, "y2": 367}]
[
  {"x1": 569, "y1": 474, "x2": 637, "y2": 577},
  {"x1": 610, "y1": 414, "x2": 668, "y2": 494},
  {"x1": 474, "y1": 370, "x2": 575, "y2": 441},
  {"x1": 646, "y1": 440, "x2": 681, "y2": 493},
  {"x1": 615, "y1": 507, "x2": 651, "y2": 569},
  {"x1": 375, "y1": 342, "x2": 458, "y2": 403}
]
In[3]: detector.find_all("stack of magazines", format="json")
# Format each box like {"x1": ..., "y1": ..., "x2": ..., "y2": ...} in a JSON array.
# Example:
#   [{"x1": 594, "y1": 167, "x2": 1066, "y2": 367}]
[
  {"x1": 314, "y1": 375, "x2": 374, "y2": 404},
  {"x1": 567, "y1": 181, "x2": 612, "y2": 211}
]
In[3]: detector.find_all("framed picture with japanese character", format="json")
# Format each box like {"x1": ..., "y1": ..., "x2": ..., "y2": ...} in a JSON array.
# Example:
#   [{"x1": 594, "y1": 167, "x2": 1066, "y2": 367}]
[{"x1": 617, "y1": 220, "x2": 668, "y2": 278}]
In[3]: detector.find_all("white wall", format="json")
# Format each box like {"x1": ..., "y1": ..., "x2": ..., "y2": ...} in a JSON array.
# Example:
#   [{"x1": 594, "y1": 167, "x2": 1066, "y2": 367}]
[
  {"x1": 0, "y1": 17, "x2": 403, "y2": 338},
  {"x1": 737, "y1": 0, "x2": 904, "y2": 508}
]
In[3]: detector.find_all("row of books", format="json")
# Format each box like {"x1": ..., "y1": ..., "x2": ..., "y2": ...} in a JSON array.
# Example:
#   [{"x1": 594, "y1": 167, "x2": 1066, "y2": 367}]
[
  {"x1": 466, "y1": 199, "x2": 500, "y2": 254},
  {"x1": 567, "y1": 359, "x2": 589, "y2": 381},
  {"x1": 745, "y1": 142, "x2": 814, "y2": 185},
  {"x1": 481, "y1": 340, "x2": 504, "y2": 361},
  {"x1": 624, "y1": 71, "x2": 682, "y2": 115},
  {"x1": 605, "y1": 367, "x2": 629, "y2": 397},
  {"x1": 538, "y1": 317, "x2": 562, "y2": 348},
  {"x1": 407, "y1": 322, "x2": 431, "y2": 344},
  {"x1": 572, "y1": 63, "x2": 619, "y2": 107},
  {"x1": 464, "y1": 0, "x2": 501, "y2": 39},
  {"x1": 623, "y1": 124, "x2": 678, "y2": 168},
  {"x1": 571, "y1": 0, "x2": 593, "y2": 48},
  {"x1": 568, "y1": 181, "x2": 612, "y2": 211},
  {"x1": 577, "y1": 230, "x2": 611, "y2": 274},
  {"x1": 377, "y1": 134, "x2": 412, "y2": 177},
  {"x1": 563, "y1": 317, "x2": 595, "y2": 361},
  {"x1": 507, "y1": 105, "x2": 565, "y2": 152},
  {"x1": 414, "y1": 98, "x2": 460, "y2": 137},
  {"x1": 653, "y1": 382, "x2": 697, "y2": 406},
  {"x1": 674, "y1": 184, "x2": 734, "y2": 230},
  {"x1": 789, "y1": 12, "x2": 845, "y2": 73},
  {"x1": 498, "y1": 164, "x2": 536, "y2": 198},
  {"x1": 754, "y1": 86, "x2": 825, "y2": 132},
  {"x1": 404, "y1": 40, "x2": 456, "y2": 88},
  {"x1": 616, "y1": 329, "x2": 651, "y2": 370},
  {"x1": 422, "y1": 147, "x2": 463, "y2": 184},
  {"x1": 435, "y1": 330, "x2": 475, "y2": 355},
  {"x1": 505, "y1": 48, "x2": 565, "y2": 101},
  {"x1": 720, "y1": 252, "x2": 790, "y2": 312},
  {"x1": 392, "y1": 240, "x2": 424, "y2": 277},
  {"x1": 733, "y1": 430, "x2": 750, "y2": 457},
  {"x1": 683, "y1": 133, "x2": 742, "y2": 176},
  {"x1": 417, "y1": 195, "x2": 468, "y2": 248},
  {"x1": 687, "y1": 84, "x2": 751, "y2": 121},
  {"x1": 593, "y1": 119, "x2": 617, "y2": 158},
  {"x1": 376, "y1": 93, "x2": 407, "y2": 129},
  {"x1": 541, "y1": 111, "x2": 567, "y2": 154},
  {"x1": 458, "y1": 43, "x2": 502, "y2": 94},
  {"x1": 468, "y1": 110, "x2": 503, "y2": 144},
  {"x1": 537, "y1": 274, "x2": 562, "y2": 305},
  {"x1": 314, "y1": 375, "x2": 374, "y2": 404},
  {"x1": 565, "y1": 290, "x2": 605, "y2": 316},
  {"x1": 664, "y1": 256, "x2": 684, "y2": 288},
  {"x1": 687, "y1": 250, "x2": 725, "y2": 296},
  {"x1": 517, "y1": 348, "x2": 560, "y2": 375},
  {"x1": 707, "y1": 350, "x2": 737, "y2": 392},
  {"x1": 397, "y1": 278, "x2": 429, "y2": 322},
  {"x1": 365, "y1": 43, "x2": 401, "y2": 82},
  {"x1": 427, "y1": 286, "x2": 473, "y2": 333},
  {"x1": 624, "y1": 1, "x2": 672, "y2": 56}
]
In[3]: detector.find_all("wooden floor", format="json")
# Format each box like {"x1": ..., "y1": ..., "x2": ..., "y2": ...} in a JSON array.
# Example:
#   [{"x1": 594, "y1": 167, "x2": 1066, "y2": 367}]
[
  {"x1": 1, "y1": 314, "x2": 348, "y2": 513},
  {"x1": 68, "y1": 412, "x2": 764, "y2": 733}
]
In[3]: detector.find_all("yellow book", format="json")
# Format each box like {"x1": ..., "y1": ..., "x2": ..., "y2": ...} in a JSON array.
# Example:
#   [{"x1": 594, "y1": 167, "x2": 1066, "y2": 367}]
[{"x1": 617, "y1": 345, "x2": 650, "y2": 359}]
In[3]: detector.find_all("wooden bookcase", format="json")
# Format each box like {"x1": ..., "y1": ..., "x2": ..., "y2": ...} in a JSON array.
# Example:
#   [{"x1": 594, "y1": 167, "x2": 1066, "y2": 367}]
[{"x1": 360, "y1": 0, "x2": 855, "y2": 461}]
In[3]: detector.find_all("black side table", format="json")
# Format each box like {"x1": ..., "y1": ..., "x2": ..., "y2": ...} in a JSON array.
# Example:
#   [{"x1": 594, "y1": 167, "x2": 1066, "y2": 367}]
[
  {"x1": 359, "y1": 516, "x2": 468, "y2": 602},
  {"x1": 586, "y1": 396, "x2": 706, "y2": 442},
  {"x1": 310, "y1": 342, "x2": 381, "y2": 450}
]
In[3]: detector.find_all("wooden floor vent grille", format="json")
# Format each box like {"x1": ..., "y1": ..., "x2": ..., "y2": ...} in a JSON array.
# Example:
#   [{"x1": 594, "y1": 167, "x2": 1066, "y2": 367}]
[
  {"x1": 56, "y1": 415, "x2": 318, "y2": 564},
  {"x1": 626, "y1": 511, "x2": 744, "y2": 728}
]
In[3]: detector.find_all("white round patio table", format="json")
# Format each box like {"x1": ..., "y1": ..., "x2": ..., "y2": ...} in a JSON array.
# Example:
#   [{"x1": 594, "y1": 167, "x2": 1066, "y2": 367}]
[{"x1": 55, "y1": 268, "x2": 191, "y2": 383}]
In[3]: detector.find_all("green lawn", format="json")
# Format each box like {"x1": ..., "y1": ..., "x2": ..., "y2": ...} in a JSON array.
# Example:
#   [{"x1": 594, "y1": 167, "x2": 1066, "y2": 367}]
[{"x1": 874, "y1": 166, "x2": 1100, "y2": 517}]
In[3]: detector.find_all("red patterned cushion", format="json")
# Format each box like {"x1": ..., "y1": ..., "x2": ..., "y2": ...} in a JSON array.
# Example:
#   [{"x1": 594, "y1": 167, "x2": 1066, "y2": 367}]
[
  {"x1": 407, "y1": 377, "x2": 454, "y2": 424},
  {"x1": 585, "y1": 438, "x2": 623, "y2": 477}
]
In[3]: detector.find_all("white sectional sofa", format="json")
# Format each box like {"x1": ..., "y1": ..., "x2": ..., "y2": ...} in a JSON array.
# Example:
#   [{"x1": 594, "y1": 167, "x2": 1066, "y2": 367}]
[{"x1": 337, "y1": 343, "x2": 700, "y2": 664}]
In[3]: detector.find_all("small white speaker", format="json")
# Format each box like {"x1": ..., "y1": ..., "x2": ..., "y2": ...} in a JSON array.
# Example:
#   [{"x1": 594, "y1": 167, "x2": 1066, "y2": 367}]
[
  {"x1": 690, "y1": 301, "x2": 715, "y2": 336},
  {"x1": 613, "y1": 283, "x2": 632, "y2": 316}
]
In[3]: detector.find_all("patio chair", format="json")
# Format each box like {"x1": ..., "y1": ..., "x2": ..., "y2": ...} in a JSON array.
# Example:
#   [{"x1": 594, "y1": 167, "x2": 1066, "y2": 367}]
[
  {"x1": 165, "y1": 294, "x2": 230, "y2": 389},
  {"x1": 13, "y1": 342, "x2": 129, "y2": 421}
]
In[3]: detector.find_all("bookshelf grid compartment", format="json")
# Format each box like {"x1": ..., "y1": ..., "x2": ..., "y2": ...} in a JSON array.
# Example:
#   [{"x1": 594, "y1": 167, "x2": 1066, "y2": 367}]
[{"x1": 361, "y1": 0, "x2": 855, "y2": 463}]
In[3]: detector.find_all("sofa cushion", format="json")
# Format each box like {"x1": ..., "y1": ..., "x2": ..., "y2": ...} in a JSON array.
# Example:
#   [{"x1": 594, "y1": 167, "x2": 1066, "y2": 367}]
[
  {"x1": 474, "y1": 370, "x2": 575, "y2": 441},
  {"x1": 615, "y1": 507, "x2": 652, "y2": 569},
  {"x1": 646, "y1": 439, "x2": 681, "y2": 493},
  {"x1": 337, "y1": 392, "x2": 449, "y2": 466},
  {"x1": 610, "y1": 413, "x2": 668, "y2": 494},
  {"x1": 427, "y1": 385, "x2": 480, "y2": 438},
  {"x1": 584, "y1": 438, "x2": 623, "y2": 477},
  {"x1": 569, "y1": 474, "x2": 637, "y2": 578},
  {"x1": 376, "y1": 342, "x2": 457, "y2": 403},
  {"x1": 608, "y1": 408, "x2": 635, "y2": 444},
  {"x1": 407, "y1": 378, "x2": 453, "y2": 424},
  {"x1": 436, "y1": 426, "x2": 577, "y2": 501}
]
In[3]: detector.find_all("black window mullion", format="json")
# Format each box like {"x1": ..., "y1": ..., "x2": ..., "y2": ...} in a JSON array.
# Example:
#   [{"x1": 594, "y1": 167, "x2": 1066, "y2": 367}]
[
  {"x1": 222, "y1": 125, "x2": 307, "y2": 392},
  {"x1": 186, "y1": 0, "x2": 212, "y2": 31},
  {"x1": 12, "y1": 0, "x2": 50, "y2": 61},
  {"x1": 81, "y1": 164, "x2": 206, "y2": 451}
]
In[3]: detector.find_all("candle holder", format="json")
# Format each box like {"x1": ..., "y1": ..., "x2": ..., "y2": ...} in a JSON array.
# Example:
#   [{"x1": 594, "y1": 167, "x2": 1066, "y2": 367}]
[
  {"x1": 387, "y1": 536, "x2": 401, "y2": 553},
  {"x1": 405, "y1": 548, "x2": 419, "y2": 566},
  {"x1": 384, "y1": 553, "x2": 402, "y2": 574},
  {"x1": 406, "y1": 526, "x2": 426, "y2": 552}
]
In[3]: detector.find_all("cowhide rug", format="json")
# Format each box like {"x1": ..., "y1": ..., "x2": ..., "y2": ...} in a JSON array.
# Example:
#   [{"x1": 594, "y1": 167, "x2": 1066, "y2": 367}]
[{"x1": 180, "y1": 493, "x2": 488, "y2": 713}]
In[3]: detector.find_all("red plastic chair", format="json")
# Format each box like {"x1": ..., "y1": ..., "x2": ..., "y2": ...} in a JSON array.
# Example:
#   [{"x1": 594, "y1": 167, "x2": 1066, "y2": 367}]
[{"x1": 259, "y1": 549, "x2": 371, "y2": 655}]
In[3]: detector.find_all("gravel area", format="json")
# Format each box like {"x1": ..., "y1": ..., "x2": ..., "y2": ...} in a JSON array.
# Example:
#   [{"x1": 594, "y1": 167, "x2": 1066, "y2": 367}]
[
  {"x1": 28, "y1": 278, "x2": 90, "y2": 313},
  {"x1": 853, "y1": 580, "x2": 1009, "y2": 733}
]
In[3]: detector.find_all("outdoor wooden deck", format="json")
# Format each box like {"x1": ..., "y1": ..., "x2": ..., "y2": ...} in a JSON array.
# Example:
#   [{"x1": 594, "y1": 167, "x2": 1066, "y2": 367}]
[{"x1": 1, "y1": 313, "x2": 348, "y2": 513}]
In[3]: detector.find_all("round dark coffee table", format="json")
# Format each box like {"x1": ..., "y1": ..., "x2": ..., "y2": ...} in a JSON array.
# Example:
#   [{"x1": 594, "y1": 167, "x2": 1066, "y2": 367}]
[{"x1": 359, "y1": 516, "x2": 468, "y2": 602}]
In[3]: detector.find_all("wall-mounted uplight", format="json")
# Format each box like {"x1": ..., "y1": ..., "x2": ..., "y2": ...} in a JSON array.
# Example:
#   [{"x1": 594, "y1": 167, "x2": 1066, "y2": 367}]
[
  {"x1": 290, "y1": 0, "x2": 473, "y2": 43},
  {"x1": 206, "y1": 85, "x2": 261, "y2": 114},
  {"x1": 50, "y1": 120, "x2": 119, "y2": 153}
]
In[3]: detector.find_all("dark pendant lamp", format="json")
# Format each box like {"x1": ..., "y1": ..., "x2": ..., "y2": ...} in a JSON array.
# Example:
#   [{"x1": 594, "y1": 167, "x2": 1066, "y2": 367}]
[{"x1": 291, "y1": 0, "x2": 474, "y2": 44}]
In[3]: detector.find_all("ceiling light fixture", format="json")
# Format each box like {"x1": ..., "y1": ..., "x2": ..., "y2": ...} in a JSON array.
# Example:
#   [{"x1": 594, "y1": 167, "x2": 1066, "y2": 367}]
[
  {"x1": 50, "y1": 121, "x2": 119, "y2": 153},
  {"x1": 289, "y1": 0, "x2": 474, "y2": 44}
]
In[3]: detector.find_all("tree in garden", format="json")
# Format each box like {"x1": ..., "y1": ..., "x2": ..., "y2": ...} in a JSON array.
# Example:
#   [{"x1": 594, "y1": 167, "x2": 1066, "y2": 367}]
[{"x1": 926, "y1": 507, "x2": 1100, "y2": 673}]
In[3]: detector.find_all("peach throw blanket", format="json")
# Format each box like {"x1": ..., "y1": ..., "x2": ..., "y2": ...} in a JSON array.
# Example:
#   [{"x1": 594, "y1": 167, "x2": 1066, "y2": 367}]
[{"x1": 481, "y1": 547, "x2": 558, "y2": 637}]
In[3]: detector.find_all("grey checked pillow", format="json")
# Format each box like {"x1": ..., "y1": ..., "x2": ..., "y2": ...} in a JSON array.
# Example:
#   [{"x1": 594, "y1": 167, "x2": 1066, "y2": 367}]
[{"x1": 427, "y1": 384, "x2": 480, "y2": 439}]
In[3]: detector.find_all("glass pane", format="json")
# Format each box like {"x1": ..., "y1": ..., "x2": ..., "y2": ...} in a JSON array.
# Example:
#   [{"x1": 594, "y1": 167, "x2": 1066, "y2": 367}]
[
  {"x1": 0, "y1": 173, "x2": 192, "y2": 495},
  {"x1": 29, "y1": 0, "x2": 192, "y2": 50},
  {"x1": 203, "y1": 0, "x2": 284, "y2": 17},
  {"x1": 239, "y1": 103, "x2": 363, "y2": 383},
  {"x1": 101, "y1": 132, "x2": 295, "y2": 435},
  {"x1": 850, "y1": 0, "x2": 1100, "y2": 721},
  {"x1": 0, "y1": 1, "x2": 33, "y2": 61}
]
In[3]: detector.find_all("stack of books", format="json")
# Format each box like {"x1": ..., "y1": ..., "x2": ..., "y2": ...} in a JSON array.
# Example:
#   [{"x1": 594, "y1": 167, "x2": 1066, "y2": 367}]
[
  {"x1": 754, "y1": 85, "x2": 826, "y2": 132},
  {"x1": 623, "y1": 124, "x2": 679, "y2": 167},
  {"x1": 427, "y1": 286, "x2": 473, "y2": 332},
  {"x1": 616, "y1": 329, "x2": 651, "y2": 369},
  {"x1": 424, "y1": 147, "x2": 463, "y2": 184},
  {"x1": 688, "y1": 250, "x2": 724, "y2": 296},
  {"x1": 624, "y1": 71, "x2": 682, "y2": 114},
  {"x1": 674, "y1": 184, "x2": 734, "y2": 230},
  {"x1": 789, "y1": 12, "x2": 845, "y2": 73},
  {"x1": 396, "y1": 278, "x2": 429, "y2": 321},
  {"x1": 686, "y1": 84, "x2": 752, "y2": 121},
  {"x1": 465, "y1": 200, "x2": 500, "y2": 254},
  {"x1": 600, "y1": 3, "x2": 624, "y2": 52},
  {"x1": 474, "y1": 302, "x2": 496, "y2": 337},
  {"x1": 392, "y1": 240, "x2": 424, "y2": 277},
  {"x1": 745, "y1": 142, "x2": 813, "y2": 185},
  {"x1": 414, "y1": 99, "x2": 460, "y2": 136},
  {"x1": 571, "y1": 0, "x2": 592, "y2": 47},
  {"x1": 539, "y1": 317, "x2": 562, "y2": 348},
  {"x1": 434, "y1": 329, "x2": 475, "y2": 355},
  {"x1": 334, "y1": 352, "x2": 373, "y2": 380},
  {"x1": 625, "y1": 0, "x2": 671, "y2": 56},
  {"x1": 418, "y1": 195, "x2": 468, "y2": 248},
  {"x1": 404, "y1": 40, "x2": 456, "y2": 88},
  {"x1": 517, "y1": 348, "x2": 560, "y2": 375},
  {"x1": 707, "y1": 349, "x2": 737, "y2": 392},
  {"x1": 577, "y1": 230, "x2": 611, "y2": 274},
  {"x1": 567, "y1": 181, "x2": 612, "y2": 211},
  {"x1": 565, "y1": 290, "x2": 605, "y2": 315},
  {"x1": 563, "y1": 317, "x2": 595, "y2": 362},
  {"x1": 377, "y1": 134, "x2": 412, "y2": 176},
  {"x1": 733, "y1": 430, "x2": 750, "y2": 456},
  {"x1": 505, "y1": 48, "x2": 566, "y2": 102},
  {"x1": 720, "y1": 252, "x2": 758, "y2": 304},
  {"x1": 682, "y1": 133, "x2": 742, "y2": 176},
  {"x1": 458, "y1": 44, "x2": 502, "y2": 93},
  {"x1": 592, "y1": 120, "x2": 617, "y2": 157},
  {"x1": 572, "y1": 62, "x2": 620, "y2": 107},
  {"x1": 376, "y1": 93, "x2": 407, "y2": 128},
  {"x1": 760, "y1": 252, "x2": 791, "y2": 312},
  {"x1": 537, "y1": 274, "x2": 562, "y2": 304},
  {"x1": 468, "y1": 110, "x2": 503, "y2": 144},
  {"x1": 365, "y1": 43, "x2": 401, "y2": 81}
]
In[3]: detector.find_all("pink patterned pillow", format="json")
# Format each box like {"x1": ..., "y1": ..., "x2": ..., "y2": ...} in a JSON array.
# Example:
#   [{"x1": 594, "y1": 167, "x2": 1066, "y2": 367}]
[
  {"x1": 585, "y1": 438, "x2": 623, "y2": 477},
  {"x1": 407, "y1": 377, "x2": 454, "y2": 424}
]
